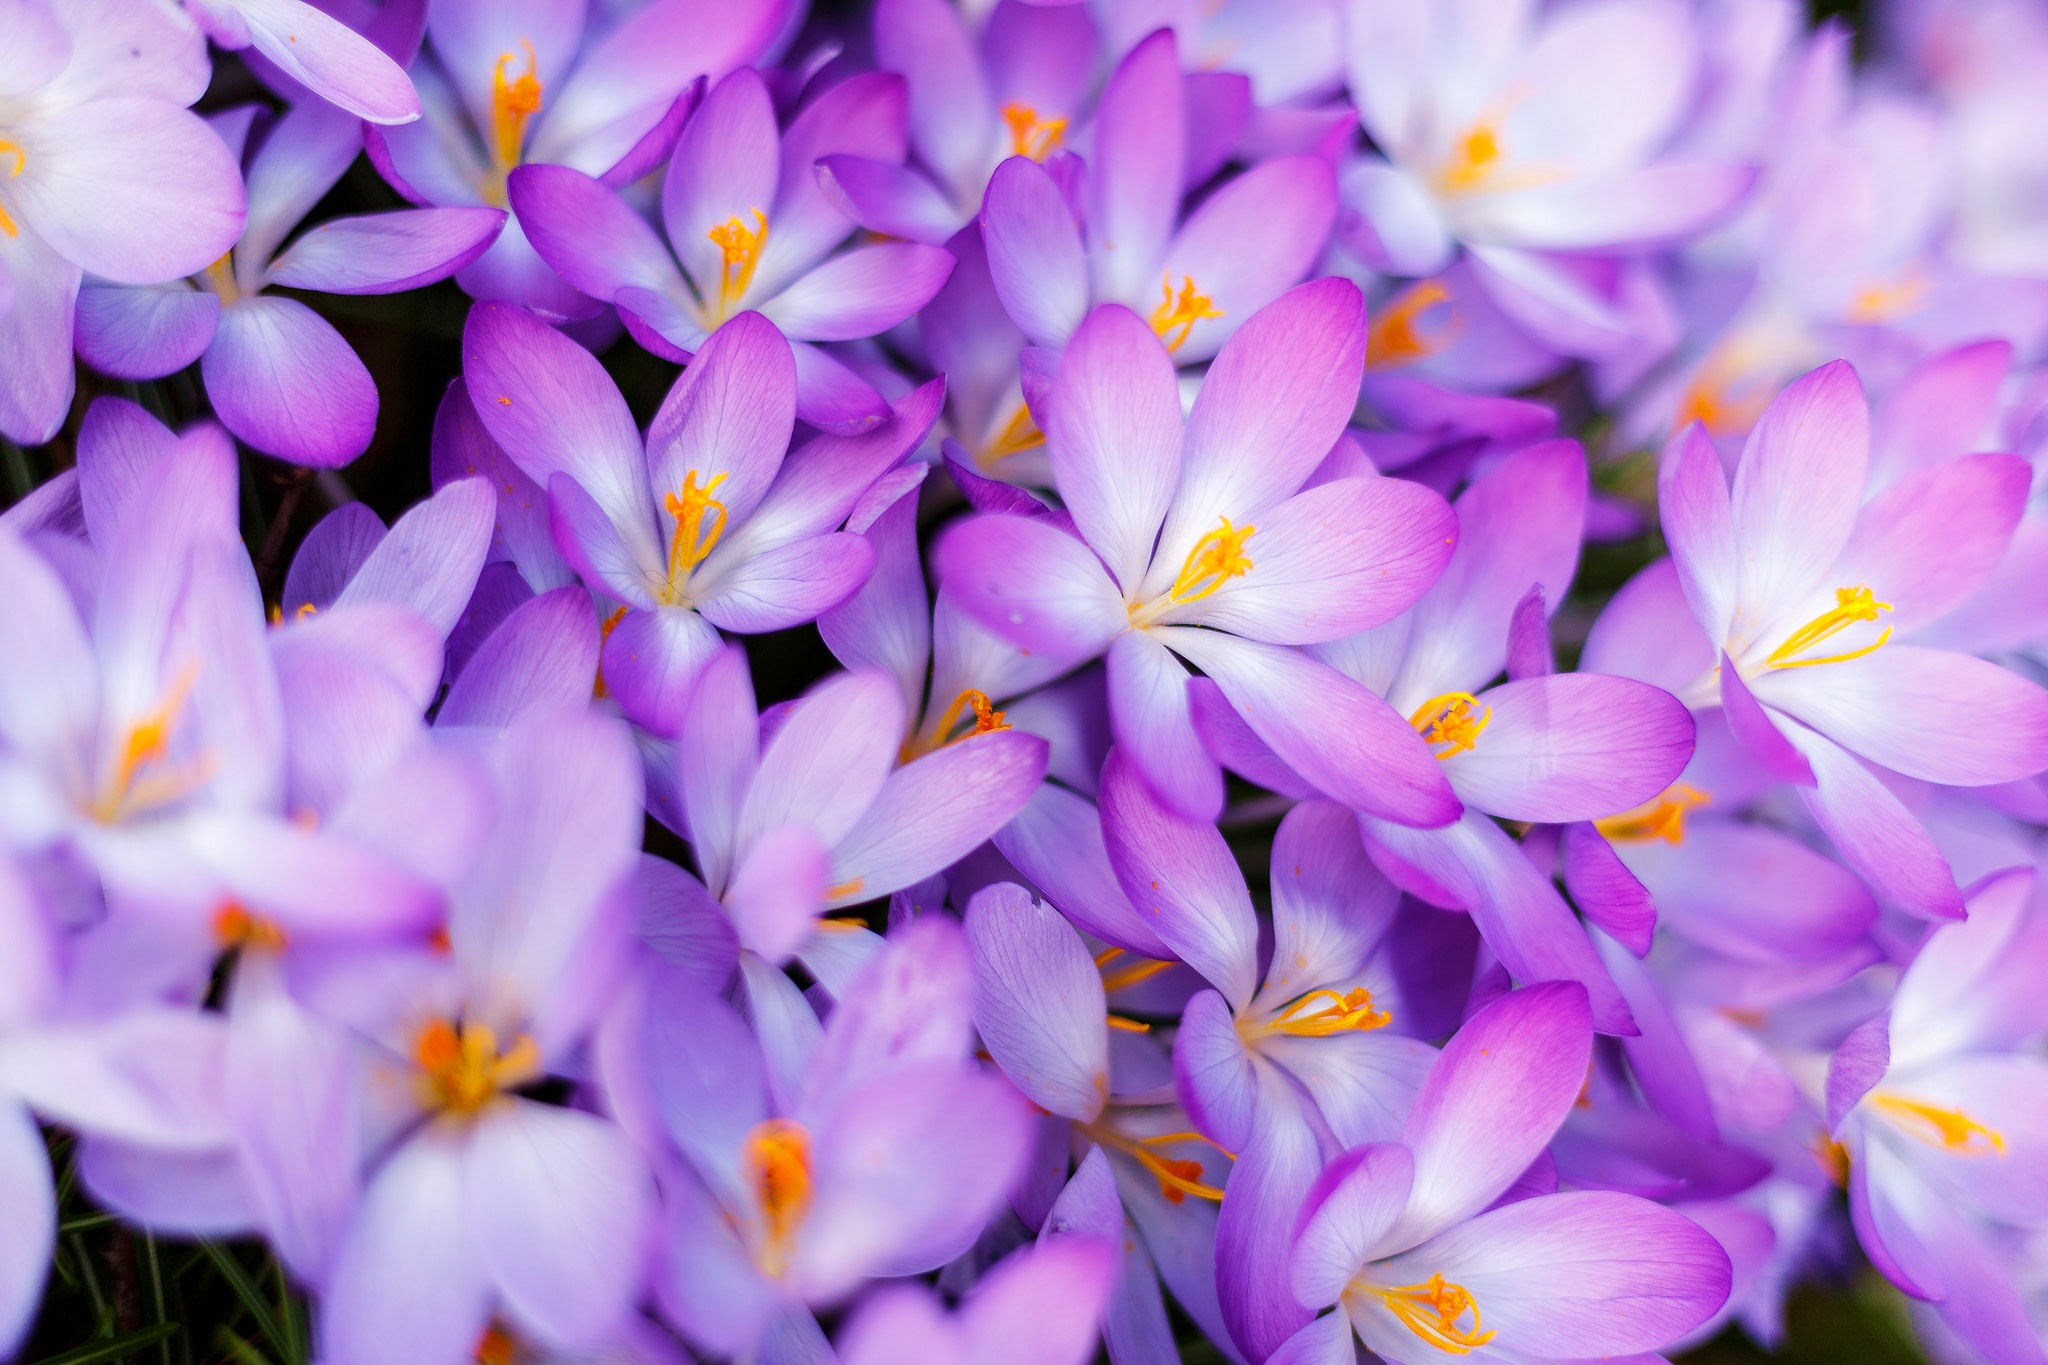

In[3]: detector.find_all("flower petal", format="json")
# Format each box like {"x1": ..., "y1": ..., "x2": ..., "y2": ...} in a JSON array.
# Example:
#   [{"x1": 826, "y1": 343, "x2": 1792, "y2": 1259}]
[
  {"x1": 964, "y1": 881, "x2": 1111, "y2": 1122},
  {"x1": 1442, "y1": 674, "x2": 1695, "y2": 822},
  {"x1": 203, "y1": 296, "x2": 377, "y2": 467}
]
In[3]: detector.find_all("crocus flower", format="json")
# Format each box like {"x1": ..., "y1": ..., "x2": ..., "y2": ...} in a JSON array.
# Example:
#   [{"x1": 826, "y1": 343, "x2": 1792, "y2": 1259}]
[
  {"x1": 1310, "y1": 440, "x2": 1696, "y2": 1033},
  {"x1": 0, "y1": 0, "x2": 244, "y2": 443},
  {"x1": 368, "y1": 0, "x2": 789, "y2": 317},
  {"x1": 979, "y1": 31, "x2": 1337, "y2": 370},
  {"x1": 1650, "y1": 360, "x2": 2048, "y2": 917},
  {"x1": 1275, "y1": 981, "x2": 1734, "y2": 1365},
  {"x1": 460, "y1": 301, "x2": 932, "y2": 735},
  {"x1": 638, "y1": 918, "x2": 1032, "y2": 1358},
  {"x1": 1340, "y1": 0, "x2": 1752, "y2": 356},
  {"x1": 76, "y1": 99, "x2": 504, "y2": 467},
  {"x1": 509, "y1": 67, "x2": 957, "y2": 430},
  {"x1": 319, "y1": 706, "x2": 656, "y2": 1365},
  {"x1": 938, "y1": 280, "x2": 1462, "y2": 825},
  {"x1": 1827, "y1": 868, "x2": 2048, "y2": 1365},
  {"x1": 177, "y1": 0, "x2": 421, "y2": 123},
  {"x1": 834, "y1": 1236, "x2": 1116, "y2": 1365}
]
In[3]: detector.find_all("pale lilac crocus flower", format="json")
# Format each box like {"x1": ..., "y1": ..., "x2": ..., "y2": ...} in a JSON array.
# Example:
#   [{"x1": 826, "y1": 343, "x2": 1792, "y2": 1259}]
[
  {"x1": 76, "y1": 99, "x2": 503, "y2": 467},
  {"x1": 1652, "y1": 360, "x2": 2048, "y2": 917},
  {"x1": 1340, "y1": 0, "x2": 1753, "y2": 357},
  {"x1": 0, "y1": 0, "x2": 244, "y2": 443},
  {"x1": 938, "y1": 280, "x2": 1462, "y2": 825},
  {"x1": 980, "y1": 30, "x2": 1337, "y2": 371},
  {"x1": 1273, "y1": 982, "x2": 1734, "y2": 1365},
  {"x1": 369, "y1": 0, "x2": 789, "y2": 318},
  {"x1": 319, "y1": 707, "x2": 656, "y2": 1365},
  {"x1": 1826, "y1": 868, "x2": 2048, "y2": 1365},
  {"x1": 638, "y1": 919, "x2": 1032, "y2": 1359},
  {"x1": 510, "y1": 67, "x2": 957, "y2": 431}
]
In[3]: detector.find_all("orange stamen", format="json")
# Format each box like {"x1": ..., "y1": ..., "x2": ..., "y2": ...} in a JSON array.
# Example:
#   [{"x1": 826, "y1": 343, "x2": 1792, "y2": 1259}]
[
  {"x1": 664, "y1": 470, "x2": 729, "y2": 591},
  {"x1": 1438, "y1": 122, "x2": 1503, "y2": 193},
  {"x1": 474, "y1": 1325, "x2": 517, "y2": 1365},
  {"x1": 412, "y1": 1018, "x2": 541, "y2": 1117},
  {"x1": 745, "y1": 1118, "x2": 812, "y2": 1274},
  {"x1": 1408, "y1": 692, "x2": 1490, "y2": 759},
  {"x1": 707, "y1": 210, "x2": 769, "y2": 320},
  {"x1": 489, "y1": 42, "x2": 543, "y2": 176},
  {"x1": 1366, "y1": 279, "x2": 1455, "y2": 369},
  {"x1": 1765, "y1": 586, "x2": 1892, "y2": 670},
  {"x1": 212, "y1": 901, "x2": 289, "y2": 953},
  {"x1": 982, "y1": 399, "x2": 1045, "y2": 465},
  {"x1": 1594, "y1": 782, "x2": 1709, "y2": 845},
  {"x1": 1148, "y1": 273, "x2": 1224, "y2": 353},
  {"x1": 0, "y1": 140, "x2": 22, "y2": 239},
  {"x1": 591, "y1": 604, "x2": 629, "y2": 699},
  {"x1": 1370, "y1": 1273, "x2": 1498, "y2": 1353},
  {"x1": 1001, "y1": 104, "x2": 1068, "y2": 160},
  {"x1": 1870, "y1": 1094, "x2": 2006, "y2": 1156},
  {"x1": 1248, "y1": 988, "x2": 1391, "y2": 1040},
  {"x1": 1078, "y1": 1122, "x2": 1228, "y2": 1204}
]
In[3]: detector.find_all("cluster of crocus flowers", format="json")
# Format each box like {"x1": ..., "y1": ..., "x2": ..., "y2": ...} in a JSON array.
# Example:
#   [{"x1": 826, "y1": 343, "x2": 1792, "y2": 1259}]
[{"x1": 5, "y1": 1, "x2": 2048, "y2": 1365}]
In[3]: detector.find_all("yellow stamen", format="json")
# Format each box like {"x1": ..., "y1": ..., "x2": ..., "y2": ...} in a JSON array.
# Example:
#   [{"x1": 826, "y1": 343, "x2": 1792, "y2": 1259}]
[
  {"x1": 1594, "y1": 782, "x2": 1710, "y2": 845},
  {"x1": 0, "y1": 140, "x2": 22, "y2": 239},
  {"x1": 1765, "y1": 586, "x2": 1892, "y2": 669},
  {"x1": 1250, "y1": 988, "x2": 1391, "y2": 1040},
  {"x1": 412, "y1": 1018, "x2": 542, "y2": 1117},
  {"x1": 212, "y1": 901, "x2": 289, "y2": 953},
  {"x1": 93, "y1": 662, "x2": 211, "y2": 824},
  {"x1": 1811, "y1": 1132, "x2": 1850, "y2": 1188},
  {"x1": 1078, "y1": 1122, "x2": 1228, "y2": 1204},
  {"x1": 591, "y1": 604, "x2": 629, "y2": 699},
  {"x1": 824, "y1": 877, "x2": 865, "y2": 902},
  {"x1": 1870, "y1": 1094, "x2": 2006, "y2": 1156},
  {"x1": 1170, "y1": 517, "x2": 1255, "y2": 604},
  {"x1": 1148, "y1": 273, "x2": 1224, "y2": 353},
  {"x1": 1101, "y1": 955, "x2": 1176, "y2": 994},
  {"x1": 202, "y1": 253, "x2": 240, "y2": 306},
  {"x1": 1366, "y1": 279, "x2": 1455, "y2": 370},
  {"x1": 488, "y1": 41, "x2": 543, "y2": 189},
  {"x1": 1369, "y1": 1273, "x2": 1498, "y2": 1354},
  {"x1": 1438, "y1": 121, "x2": 1503, "y2": 193},
  {"x1": 707, "y1": 209, "x2": 769, "y2": 320},
  {"x1": 664, "y1": 470, "x2": 729, "y2": 590},
  {"x1": 981, "y1": 400, "x2": 1045, "y2": 465},
  {"x1": 1106, "y1": 1015, "x2": 1152, "y2": 1033},
  {"x1": 474, "y1": 1324, "x2": 517, "y2": 1365},
  {"x1": 1001, "y1": 104, "x2": 1068, "y2": 161},
  {"x1": 1409, "y1": 692, "x2": 1490, "y2": 759},
  {"x1": 1849, "y1": 272, "x2": 1930, "y2": 324},
  {"x1": 745, "y1": 1118, "x2": 812, "y2": 1274}
]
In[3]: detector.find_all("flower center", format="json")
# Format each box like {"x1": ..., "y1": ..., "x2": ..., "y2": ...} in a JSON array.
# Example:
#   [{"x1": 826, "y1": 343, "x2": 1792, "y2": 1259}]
[
  {"x1": 1076, "y1": 1121, "x2": 1229, "y2": 1204},
  {"x1": 745, "y1": 1118, "x2": 813, "y2": 1275},
  {"x1": 1000, "y1": 103, "x2": 1068, "y2": 160},
  {"x1": 1763, "y1": 585, "x2": 1892, "y2": 670},
  {"x1": 1438, "y1": 121, "x2": 1503, "y2": 194},
  {"x1": 483, "y1": 40, "x2": 543, "y2": 204},
  {"x1": 1246, "y1": 988, "x2": 1391, "y2": 1041},
  {"x1": 1367, "y1": 279, "x2": 1456, "y2": 370},
  {"x1": 706, "y1": 210, "x2": 769, "y2": 322},
  {"x1": 1148, "y1": 273, "x2": 1224, "y2": 353},
  {"x1": 980, "y1": 399, "x2": 1044, "y2": 467},
  {"x1": 1409, "y1": 692, "x2": 1490, "y2": 759},
  {"x1": 412, "y1": 1018, "x2": 541, "y2": 1117},
  {"x1": 92, "y1": 663, "x2": 213, "y2": 824},
  {"x1": 212, "y1": 901, "x2": 289, "y2": 952},
  {"x1": 1869, "y1": 1093, "x2": 2006, "y2": 1156},
  {"x1": 664, "y1": 470, "x2": 729, "y2": 596},
  {"x1": 1368, "y1": 1272, "x2": 1498, "y2": 1354},
  {"x1": 903, "y1": 688, "x2": 1011, "y2": 760},
  {"x1": 201, "y1": 253, "x2": 241, "y2": 305},
  {"x1": 0, "y1": 140, "x2": 22, "y2": 239},
  {"x1": 1594, "y1": 782, "x2": 1709, "y2": 845}
]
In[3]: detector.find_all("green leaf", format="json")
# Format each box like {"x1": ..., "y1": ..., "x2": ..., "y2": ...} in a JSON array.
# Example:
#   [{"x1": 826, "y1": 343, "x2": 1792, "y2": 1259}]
[
  {"x1": 27, "y1": 1322, "x2": 179, "y2": 1365},
  {"x1": 196, "y1": 1245, "x2": 287, "y2": 1355}
]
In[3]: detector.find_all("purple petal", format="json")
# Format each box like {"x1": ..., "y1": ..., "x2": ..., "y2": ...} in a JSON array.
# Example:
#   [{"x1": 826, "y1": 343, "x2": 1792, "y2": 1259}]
[
  {"x1": 1216, "y1": 1099, "x2": 1321, "y2": 1359},
  {"x1": 816, "y1": 154, "x2": 959, "y2": 245},
  {"x1": 1442, "y1": 674, "x2": 1695, "y2": 822},
  {"x1": 74, "y1": 283, "x2": 220, "y2": 380},
  {"x1": 740, "y1": 669, "x2": 903, "y2": 851},
  {"x1": 0, "y1": 230, "x2": 81, "y2": 444},
  {"x1": 1833, "y1": 453, "x2": 2029, "y2": 632},
  {"x1": 1107, "y1": 630, "x2": 1223, "y2": 821},
  {"x1": 873, "y1": 0, "x2": 991, "y2": 194},
  {"x1": 964, "y1": 881, "x2": 1111, "y2": 1121},
  {"x1": 695, "y1": 532, "x2": 877, "y2": 633},
  {"x1": 1657, "y1": 422, "x2": 1738, "y2": 646},
  {"x1": 827, "y1": 729, "x2": 1047, "y2": 903},
  {"x1": 662, "y1": 67, "x2": 781, "y2": 298},
  {"x1": 1263, "y1": 800, "x2": 1399, "y2": 1003},
  {"x1": 203, "y1": 296, "x2": 376, "y2": 467},
  {"x1": 761, "y1": 242, "x2": 954, "y2": 342},
  {"x1": 758, "y1": 72, "x2": 910, "y2": 291},
  {"x1": 1719, "y1": 654, "x2": 1815, "y2": 786},
  {"x1": 1616, "y1": 817, "x2": 1873, "y2": 962},
  {"x1": 989, "y1": 783, "x2": 1175, "y2": 959},
  {"x1": 266, "y1": 207, "x2": 504, "y2": 294},
  {"x1": 1730, "y1": 360, "x2": 1869, "y2": 623},
  {"x1": 1560, "y1": 822, "x2": 1656, "y2": 957},
  {"x1": 1156, "y1": 155, "x2": 1337, "y2": 363},
  {"x1": 1506, "y1": 584, "x2": 1553, "y2": 680},
  {"x1": 599, "y1": 605, "x2": 724, "y2": 738},
  {"x1": 0, "y1": 1100, "x2": 52, "y2": 1359},
  {"x1": 677, "y1": 645, "x2": 760, "y2": 895},
  {"x1": 958, "y1": 1236, "x2": 1117, "y2": 1365},
  {"x1": 981, "y1": 155, "x2": 1089, "y2": 347},
  {"x1": 933, "y1": 514, "x2": 1126, "y2": 665},
  {"x1": 1827, "y1": 1014, "x2": 1890, "y2": 1133},
  {"x1": 437, "y1": 587, "x2": 600, "y2": 729},
  {"x1": 233, "y1": 0, "x2": 420, "y2": 122},
  {"x1": 338, "y1": 475, "x2": 494, "y2": 635},
  {"x1": 509, "y1": 162, "x2": 688, "y2": 303},
  {"x1": 1290, "y1": 1143, "x2": 1415, "y2": 1308},
  {"x1": 75, "y1": 396, "x2": 178, "y2": 551},
  {"x1": 646, "y1": 310, "x2": 795, "y2": 529},
  {"x1": 1174, "y1": 988, "x2": 1260, "y2": 1151},
  {"x1": 1088, "y1": 31, "x2": 1183, "y2": 303}
]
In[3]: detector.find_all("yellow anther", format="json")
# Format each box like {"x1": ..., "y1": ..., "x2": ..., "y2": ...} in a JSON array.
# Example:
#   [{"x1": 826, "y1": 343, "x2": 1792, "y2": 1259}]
[
  {"x1": 0, "y1": 140, "x2": 24, "y2": 239},
  {"x1": 1811, "y1": 1132, "x2": 1850, "y2": 1188},
  {"x1": 1169, "y1": 517, "x2": 1255, "y2": 604},
  {"x1": 474, "y1": 1324, "x2": 517, "y2": 1365},
  {"x1": 412, "y1": 1018, "x2": 542, "y2": 1117},
  {"x1": 490, "y1": 41, "x2": 543, "y2": 171},
  {"x1": 1148, "y1": 273, "x2": 1224, "y2": 353},
  {"x1": 1366, "y1": 279, "x2": 1455, "y2": 370},
  {"x1": 1849, "y1": 272, "x2": 1930, "y2": 325},
  {"x1": 1099, "y1": 949, "x2": 1177, "y2": 994},
  {"x1": 1594, "y1": 782, "x2": 1710, "y2": 845},
  {"x1": 905, "y1": 687, "x2": 1011, "y2": 759},
  {"x1": 93, "y1": 663, "x2": 211, "y2": 824},
  {"x1": 707, "y1": 209, "x2": 769, "y2": 320},
  {"x1": 212, "y1": 901, "x2": 289, "y2": 953},
  {"x1": 591, "y1": 605, "x2": 629, "y2": 699},
  {"x1": 1438, "y1": 121, "x2": 1503, "y2": 193},
  {"x1": 1370, "y1": 1273, "x2": 1498, "y2": 1354},
  {"x1": 1870, "y1": 1094, "x2": 2006, "y2": 1156},
  {"x1": 1106, "y1": 1014, "x2": 1152, "y2": 1033},
  {"x1": 664, "y1": 470, "x2": 729, "y2": 590},
  {"x1": 1078, "y1": 1122, "x2": 1228, "y2": 1204},
  {"x1": 1252, "y1": 988, "x2": 1392, "y2": 1040},
  {"x1": 1001, "y1": 103, "x2": 1068, "y2": 160},
  {"x1": 744, "y1": 1118, "x2": 813, "y2": 1275},
  {"x1": 1765, "y1": 585, "x2": 1893, "y2": 669},
  {"x1": 202, "y1": 253, "x2": 240, "y2": 306},
  {"x1": 1409, "y1": 692, "x2": 1491, "y2": 759},
  {"x1": 982, "y1": 400, "x2": 1045, "y2": 465}
]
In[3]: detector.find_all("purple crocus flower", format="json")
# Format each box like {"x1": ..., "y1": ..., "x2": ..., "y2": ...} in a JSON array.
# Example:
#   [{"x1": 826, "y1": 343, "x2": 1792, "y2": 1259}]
[
  {"x1": 508, "y1": 67, "x2": 957, "y2": 431},
  {"x1": 979, "y1": 30, "x2": 1336, "y2": 371},
  {"x1": 1308, "y1": 440, "x2": 1697, "y2": 1033},
  {"x1": 178, "y1": 0, "x2": 422, "y2": 123},
  {"x1": 0, "y1": 0, "x2": 245, "y2": 443},
  {"x1": 637, "y1": 918, "x2": 1032, "y2": 1359},
  {"x1": 937, "y1": 280, "x2": 1462, "y2": 825},
  {"x1": 76, "y1": 98, "x2": 504, "y2": 467},
  {"x1": 460, "y1": 300, "x2": 938, "y2": 734},
  {"x1": 1827, "y1": 868, "x2": 2048, "y2": 1365},
  {"x1": 1651, "y1": 360, "x2": 2048, "y2": 917},
  {"x1": 835, "y1": 1236, "x2": 1116, "y2": 1365},
  {"x1": 368, "y1": 0, "x2": 790, "y2": 318},
  {"x1": 1339, "y1": 0, "x2": 1753, "y2": 357},
  {"x1": 318, "y1": 706, "x2": 656, "y2": 1365},
  {"x1": 1273, "y1": 982, "x2": 1734, "y2": 1365}
]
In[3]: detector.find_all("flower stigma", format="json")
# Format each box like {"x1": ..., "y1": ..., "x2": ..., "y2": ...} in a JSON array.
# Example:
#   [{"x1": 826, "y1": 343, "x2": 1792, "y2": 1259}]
[
  {"x1": 0, "y1": 140, "x2": 22, "y2": 238},
  {"x1": 1764, "y1": 586, "x2": 1892, "y2": 669},
  {"x1": 707, "y1": 210, "x2": 769, "y2": 320},
  {"x1": 1245, "y1": 988, "x2": 1391, "y2": 1041},
  {"x1": 1366, "y1": 1273, "x2": 1498, "y2": 1353},
  {"x1": 745, "y1": 1118, "x2": 813, "y2": 1275},
  {"x1": 413, "y1": 1018, "x2": 542, "y2": 1117},
  {"x1": 213, "y1": 901, "x2": 289, "y2": 953},
  {"x1": 1001, "y1": 104, "x2": 1069, "y2": 160},
  {"x1": 1149, "y1": 273, "x2": 1224, "y2": 352},
  {"x1": 1869, "y1": 1093, "x2": 2006, "y2": 1156},
  {"x1": 1410, "y1": 692, "x2": 1490, "y2": 759},
  {"x1": 905, "y1": 688, "x2": 1011, "y2": 759},
  {"x1": 484, "y1": 40, "x2": 543, "y2": 205},
  {"x1": 1076, "y1": 1122, "x2": 1229, "y2": 1204},
  {"x1": 664, "y1": 470, "x2": 729, "y2": 595},
  {"x1": 1097, "y1": 946, "x2": 1177, "y2": 993},
  {"x1": 1594, "y1": 783, "x2": 1710, "y2": 845}
]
